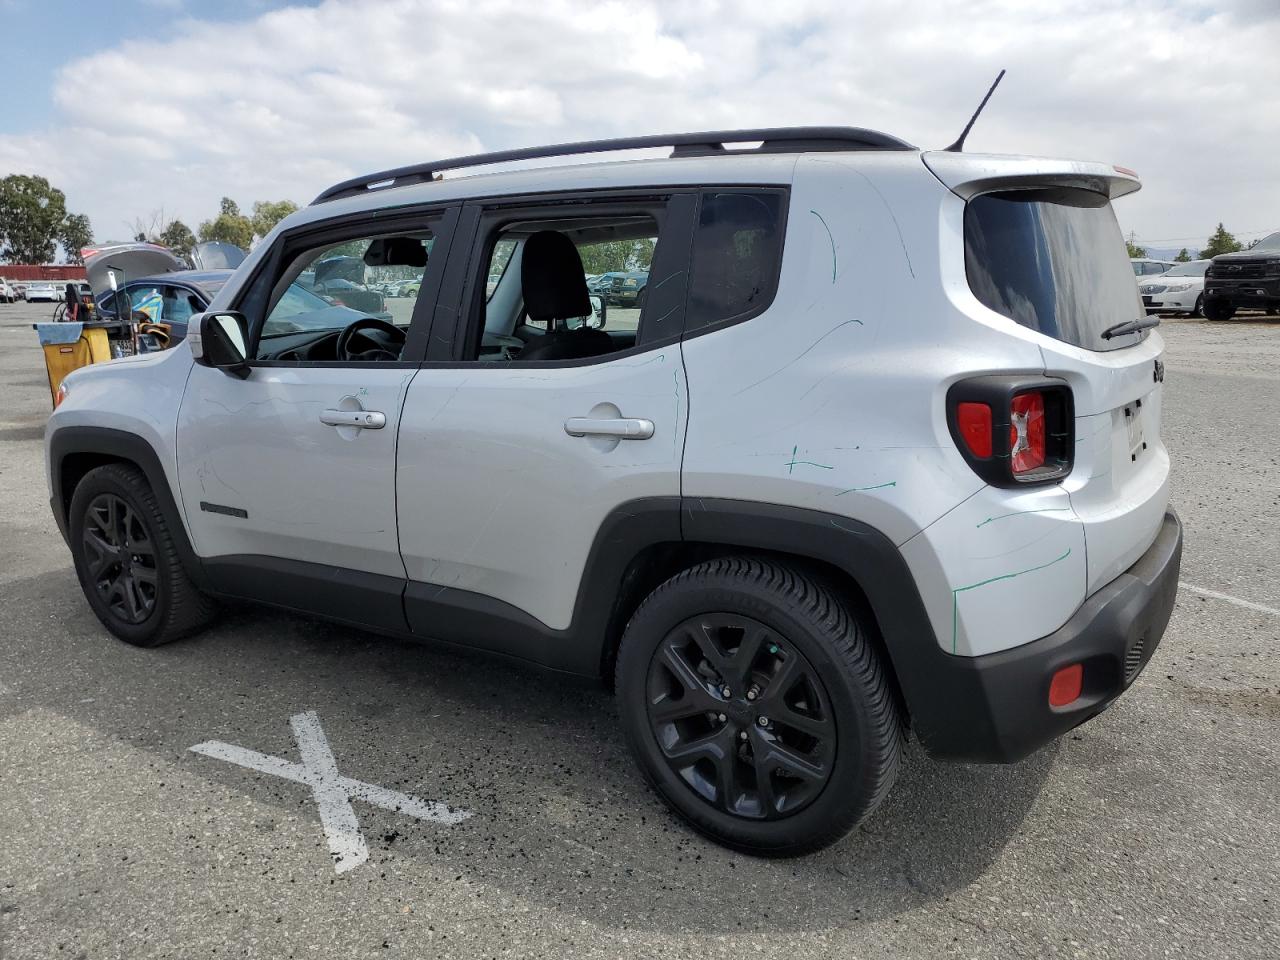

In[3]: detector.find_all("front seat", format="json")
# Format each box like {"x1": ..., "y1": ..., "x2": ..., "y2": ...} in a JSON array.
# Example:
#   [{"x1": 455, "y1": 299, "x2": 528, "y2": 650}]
[{"x1": 517, "y1": 231, "x2": 615, "y2": 362}]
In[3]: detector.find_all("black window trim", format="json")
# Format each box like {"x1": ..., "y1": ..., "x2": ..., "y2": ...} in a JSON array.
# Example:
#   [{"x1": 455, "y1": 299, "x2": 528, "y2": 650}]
[
  {"x1": 229, "y1": 203, "x2": 461, "y2": 369},
  {"x1": 681, "y1": 185, "x2": 790, "y2": 338}
]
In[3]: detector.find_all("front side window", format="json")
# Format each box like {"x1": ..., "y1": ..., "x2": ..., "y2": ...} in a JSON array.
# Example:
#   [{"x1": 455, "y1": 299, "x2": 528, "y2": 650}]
[
  {"x1": 254, "y1": 227, "x2": 437, "y2": 362},
  {"x1": 965, "y1": 188, "x2": 1143, "y2": 352}
]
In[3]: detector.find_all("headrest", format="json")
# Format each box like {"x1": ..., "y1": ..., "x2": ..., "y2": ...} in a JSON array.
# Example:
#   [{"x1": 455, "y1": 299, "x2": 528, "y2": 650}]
[
  {"x1": 521, "y1": 231, "x2": 590, "y2": 322},
  {"x1": 364, "y1": 236, "x2": 428, "y2": 267}
]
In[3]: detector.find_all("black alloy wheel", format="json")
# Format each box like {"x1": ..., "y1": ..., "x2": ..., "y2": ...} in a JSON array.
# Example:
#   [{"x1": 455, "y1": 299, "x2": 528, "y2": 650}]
[
  {"x1": 69, "y1": 463, "x2": 217, "y2": 646},
  {"x1": 617, "y1": 557, "x2": 903, "y2": 856},
  {"x1": 81, "y1": 492, "x2": 158, "y2": 625},
  {"x1": 645, "y1": 613, "x2": 834, "y2": 819}
]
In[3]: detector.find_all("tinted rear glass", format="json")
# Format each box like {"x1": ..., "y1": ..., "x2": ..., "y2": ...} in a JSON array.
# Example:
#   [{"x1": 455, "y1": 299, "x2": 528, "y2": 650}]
[
  {"x1": 687, "y1": 190, "x2": 785, "y2": 329},
  {"x1": 965, "y1": 188, "x2": 1142, "y2": 351}
]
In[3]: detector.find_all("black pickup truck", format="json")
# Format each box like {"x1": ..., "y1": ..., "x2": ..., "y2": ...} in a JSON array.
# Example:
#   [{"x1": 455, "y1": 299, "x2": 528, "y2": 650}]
[{"x1": 1202, "y1": 231, "x2": 1280, "y2": 320}]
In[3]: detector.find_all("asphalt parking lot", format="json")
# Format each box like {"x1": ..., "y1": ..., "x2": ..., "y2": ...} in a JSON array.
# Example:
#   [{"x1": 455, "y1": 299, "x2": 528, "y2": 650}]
[{"x1": 1, "y1": 301, "x2": 1276, "y2": 959}]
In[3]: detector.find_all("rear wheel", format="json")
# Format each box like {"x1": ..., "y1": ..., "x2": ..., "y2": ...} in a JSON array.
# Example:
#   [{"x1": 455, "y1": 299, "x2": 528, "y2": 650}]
[
  {"x1": 1203, "y1": 299, "x2": 1235, "y2": 321},
  {"x1": 69, "y1": 464, "x2": 217, "y2": 647},
  {"x1": 615, "y1": 557, "x2": 902, "y2": 856}
]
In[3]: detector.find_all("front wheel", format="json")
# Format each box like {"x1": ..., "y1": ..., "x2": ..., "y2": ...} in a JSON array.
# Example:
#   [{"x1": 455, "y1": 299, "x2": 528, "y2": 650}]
[
  {"x1": 69, "y1": 463, "x2": 217, "y2": 647},
  {"x1": 1191, "y1": 294, "x2": 1204, "y2": 318},
  {"x1": 1202, "y1": 299, "x2": 1235, "y2": 321},
  {"x1": 615, "y1": 557, "x2": 903, "y2": 856}
]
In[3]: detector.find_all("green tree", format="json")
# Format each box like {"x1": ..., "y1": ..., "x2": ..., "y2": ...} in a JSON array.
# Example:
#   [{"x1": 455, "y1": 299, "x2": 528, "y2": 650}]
[
  {"x1": 250, "y1": 199, "x2": 299, "y2": 241},
  {"x1": 59, "y1": 213, "x2": 94, "y2": 265},
  {"x1": 0, "y1": 174, "x2": 68, "y2": 263},
  {"x1": 1174, "y1": 247, "x2": 1192, "y2": 262},
  {"x1": 578, "y1": 238, "x2": 656, "y2": 275},
  {"x1": 1125, "y1": 232, "x2": 1146, "y2": 259},
  {"x1": 198, "y1": 196, "x2": 254, "y2": 250},
  {"x1": 1200, "y1": 223, "x2": 1242, "y2": 259},
  {"x1": 159, "y1": 219, "x2": 197, "y2": 260}
]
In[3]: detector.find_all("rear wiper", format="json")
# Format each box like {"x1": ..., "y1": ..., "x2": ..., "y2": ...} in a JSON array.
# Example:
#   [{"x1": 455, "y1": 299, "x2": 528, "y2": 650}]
[{"x1": 1101, "y1": 316, "x2": 1161, "y2": 340}]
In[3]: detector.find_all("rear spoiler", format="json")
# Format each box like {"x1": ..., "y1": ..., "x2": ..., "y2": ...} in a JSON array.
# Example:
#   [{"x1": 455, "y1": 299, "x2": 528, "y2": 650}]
[{"x1": 922, "y1": 151, "x2": 1141, "y2": 201}]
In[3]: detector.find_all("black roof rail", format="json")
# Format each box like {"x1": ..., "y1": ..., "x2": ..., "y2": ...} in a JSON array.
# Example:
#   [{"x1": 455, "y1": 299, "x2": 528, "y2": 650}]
[{"x1": 311, "y1": 126, "x2": 915, "y2": 205}]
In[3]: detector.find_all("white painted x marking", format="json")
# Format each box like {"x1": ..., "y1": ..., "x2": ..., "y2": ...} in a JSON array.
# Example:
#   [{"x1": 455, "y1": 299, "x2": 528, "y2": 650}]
[{"x1": 190, "y1": 710, "x2": 470, "y2": 874}]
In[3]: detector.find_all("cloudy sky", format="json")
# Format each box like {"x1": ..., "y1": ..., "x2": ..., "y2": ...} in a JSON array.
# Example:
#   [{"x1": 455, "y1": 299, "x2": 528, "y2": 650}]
[{"x1": 1, "y1": 0, "x2": 1277, "y2": 255}]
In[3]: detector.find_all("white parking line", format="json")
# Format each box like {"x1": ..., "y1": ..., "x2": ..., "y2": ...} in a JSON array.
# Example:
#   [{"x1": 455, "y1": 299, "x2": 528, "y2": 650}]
[
  {"x1": 190, "y1": 710, "x2": 471, "y2": 874},
  {"x1": 1181, "y1": 583, "x2": 1280, "y2": 618}
]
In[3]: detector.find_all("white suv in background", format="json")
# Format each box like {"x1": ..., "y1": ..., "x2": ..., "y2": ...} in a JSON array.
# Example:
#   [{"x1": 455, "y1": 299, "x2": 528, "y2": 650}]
[{"x1": 46, "y1": 128, "x2": 1182, "y2": 855}]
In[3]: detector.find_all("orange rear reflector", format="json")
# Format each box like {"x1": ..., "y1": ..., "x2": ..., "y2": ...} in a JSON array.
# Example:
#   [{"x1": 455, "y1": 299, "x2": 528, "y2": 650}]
[{"x1": 1049, "y1": 663, "x2": 1084, "y2": 707}]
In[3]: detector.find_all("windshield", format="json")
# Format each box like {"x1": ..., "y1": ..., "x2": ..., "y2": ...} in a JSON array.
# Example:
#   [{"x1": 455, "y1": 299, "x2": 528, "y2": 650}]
[
  {"x1": 965, "y1": 187, "x2": 1143, "y2": 352},
  {"x1": 1164, "y1": 260, "x2": 1209, "y2": 277},
  {"x1": 1251, "y1": 231, "x2": 1280, "y2": 253}
]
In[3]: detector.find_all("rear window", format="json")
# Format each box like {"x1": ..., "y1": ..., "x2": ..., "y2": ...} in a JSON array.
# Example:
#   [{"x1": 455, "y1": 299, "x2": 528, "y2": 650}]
[{"x1": 965, "y1": 187, "x2": 1142, "y2": 352}]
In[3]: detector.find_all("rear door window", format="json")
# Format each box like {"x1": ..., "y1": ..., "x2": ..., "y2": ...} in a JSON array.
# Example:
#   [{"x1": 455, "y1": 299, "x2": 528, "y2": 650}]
[{"x1": 965, "y1": 187, "x2": 1143, "y2": 352}]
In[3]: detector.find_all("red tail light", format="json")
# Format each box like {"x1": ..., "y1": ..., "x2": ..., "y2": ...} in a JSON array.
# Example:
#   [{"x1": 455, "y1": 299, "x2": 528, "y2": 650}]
[
  {"x1": 1009, "y1": 391, "x2": 1046, "y2": 474},
  {"x1": 956, "y1": 402, "x2": 992, "y2": 457},
  {"x1": 946, "y1": 376, "x2": 1074, "y2": 487}
]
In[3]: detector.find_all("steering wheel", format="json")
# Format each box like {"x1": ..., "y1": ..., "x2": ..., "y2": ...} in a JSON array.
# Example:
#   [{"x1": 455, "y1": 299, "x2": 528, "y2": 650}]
[{"x1": 335, "y1": 317, "x2": 406, "y2": 362}]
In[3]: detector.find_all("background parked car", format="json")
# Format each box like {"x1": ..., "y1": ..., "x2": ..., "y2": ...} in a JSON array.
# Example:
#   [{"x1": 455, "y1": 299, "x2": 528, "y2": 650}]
[
  {"x1": 1202, "y1": 230, "x2": 1280, "y2": 321},
  {"x1": 94, "y1": 270, "x2": 232, "y2": 342},
  {"x1": 590, "y1": 269, "x2": 649, "y2": 305},
  {"x1": 0, "y1": 278, "x2": 16, "y2": 303},
  {"x1": 1131, "y1": 257, "x2": 1175, "y2": 277},
  {"x1": 1139, "y1": 259, "x2": 1210, "y2": 316},
  {"x1": 26, "y1": 282, "x2": 59, "y2": 302}
]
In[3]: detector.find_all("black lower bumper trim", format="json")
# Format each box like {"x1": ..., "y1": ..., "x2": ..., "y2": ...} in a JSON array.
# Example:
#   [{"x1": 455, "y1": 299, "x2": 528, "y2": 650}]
[{"x1": 917, "y1": 509, "x2": 1183, "y2": 762}]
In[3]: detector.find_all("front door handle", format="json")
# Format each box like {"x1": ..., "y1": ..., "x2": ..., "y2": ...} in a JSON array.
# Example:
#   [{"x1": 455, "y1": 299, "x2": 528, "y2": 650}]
[
  {"x1": 564, "y1": 416, "x2": 654, "y2": 440},
  {"x1": 320, "y1": 409, "x2": 386, "y2": 430}
]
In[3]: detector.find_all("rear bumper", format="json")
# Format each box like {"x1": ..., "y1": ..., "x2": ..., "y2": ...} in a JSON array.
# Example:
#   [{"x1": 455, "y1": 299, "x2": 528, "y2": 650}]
[{"x1": 915, "y1": 508, "x2": 1182, "y2": 762}]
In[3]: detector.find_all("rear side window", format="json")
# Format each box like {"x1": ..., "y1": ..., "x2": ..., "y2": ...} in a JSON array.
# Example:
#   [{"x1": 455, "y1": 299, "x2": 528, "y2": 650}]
[
  {"x1": 965, "y1": 187, "x2": 1143, "y2": 352},
  {"x1": 687, "y1": 190, "x2": 785, "y2": 329}
]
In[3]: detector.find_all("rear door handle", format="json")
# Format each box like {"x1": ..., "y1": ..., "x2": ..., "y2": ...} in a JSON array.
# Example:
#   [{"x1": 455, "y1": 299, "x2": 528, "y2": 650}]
[
  {"x1": 320, "y1": 409, "x2": 386, "y2": 430},
  {"x1": 564, "y1": 417, "x2": 654, "y2": 440}
]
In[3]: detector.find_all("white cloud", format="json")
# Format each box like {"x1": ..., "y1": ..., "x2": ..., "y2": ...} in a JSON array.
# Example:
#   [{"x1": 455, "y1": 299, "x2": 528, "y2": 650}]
[{"x1": 2, "y1": 0, "x2": 1278, "y2": 250}]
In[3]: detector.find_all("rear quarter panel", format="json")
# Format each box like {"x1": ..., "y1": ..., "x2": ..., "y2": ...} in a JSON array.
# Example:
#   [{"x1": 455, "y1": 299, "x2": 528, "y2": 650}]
[{"x1": 680, "y1": 152, "x2": 1092, "y2": 656}]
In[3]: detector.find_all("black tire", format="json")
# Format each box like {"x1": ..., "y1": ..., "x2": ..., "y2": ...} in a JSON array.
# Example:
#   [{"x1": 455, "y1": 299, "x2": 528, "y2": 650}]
[
  {"x1": 1202, "y1": 299, "x2": 1235, "y2": 321},
  {"x1": 69, "y1": 463, "x2": 217, "y2": 647},
  {"x1": 615, "y1": 557, "x2": 902, "y2": 856},
  {"x1": 1192, "y1": 294, "x2": 1204, "y2": 318}
]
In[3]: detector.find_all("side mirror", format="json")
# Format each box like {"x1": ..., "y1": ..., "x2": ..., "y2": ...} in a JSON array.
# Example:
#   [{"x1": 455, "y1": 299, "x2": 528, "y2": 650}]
[
  {"x1": 190, "y1": 311, "x2": 251, "y2": 379},
  {"x1": 589, "y1": 295, "x2": 606, "y2": 329}
]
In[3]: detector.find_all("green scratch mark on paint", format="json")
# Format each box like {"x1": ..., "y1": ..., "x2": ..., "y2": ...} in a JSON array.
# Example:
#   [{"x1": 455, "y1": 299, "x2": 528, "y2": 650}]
[
  {"x1": 950, "y1": 548, "x2": 1073, "y2": 653},
  {"x1": 786, "y1": 445, "x2": 834, "y2": 474},
  {"x1": 975, "y1": 507, "x2": 1072, "y2": 528},
  {"x1": 810, "y1": 210, "x2": 837, "y2": 282},
  {"x1": 835, "y1": 481, "x2": 897, "y2": 495}
]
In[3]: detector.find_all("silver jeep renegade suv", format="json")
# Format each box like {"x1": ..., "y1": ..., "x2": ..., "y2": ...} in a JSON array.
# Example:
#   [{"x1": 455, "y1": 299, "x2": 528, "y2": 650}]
[{"x1": 46, "y1": 128, "x2": 1182, "y2": 855}]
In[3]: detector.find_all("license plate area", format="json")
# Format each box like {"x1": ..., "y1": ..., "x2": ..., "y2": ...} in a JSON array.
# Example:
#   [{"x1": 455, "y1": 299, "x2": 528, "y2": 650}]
[{"x1": 1124, "y1": 399, "x2": 1146, "y2": 462}]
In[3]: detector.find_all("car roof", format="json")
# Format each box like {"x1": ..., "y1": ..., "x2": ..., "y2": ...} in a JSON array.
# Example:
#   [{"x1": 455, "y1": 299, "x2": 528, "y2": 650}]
[{"x1": 131, "y1": 268, "x2": 233, "y2": 292}]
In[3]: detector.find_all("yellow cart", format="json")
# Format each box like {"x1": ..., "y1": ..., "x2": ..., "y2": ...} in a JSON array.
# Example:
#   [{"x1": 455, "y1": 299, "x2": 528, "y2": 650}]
[{"x1": 32, "y1": 321, "x2": 127, "y2": 406}]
